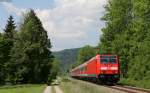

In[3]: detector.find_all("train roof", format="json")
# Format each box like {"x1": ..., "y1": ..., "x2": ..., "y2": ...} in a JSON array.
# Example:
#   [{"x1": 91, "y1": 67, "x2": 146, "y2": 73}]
[
  {"x1": 71, "y1": 54, "x2": 118, "y2": 72},
  {"x1": 71, "y1": 54, "x2": 99, "y2": 71}
]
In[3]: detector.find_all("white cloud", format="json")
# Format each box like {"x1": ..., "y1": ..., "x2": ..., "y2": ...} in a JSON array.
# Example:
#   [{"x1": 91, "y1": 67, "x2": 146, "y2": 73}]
[
  {"x1": 2, "y1": 0, "x2": 107, "y2": 51},
  {"x1": 2, "y1": 2, "x2": 26, "y2": 16}
]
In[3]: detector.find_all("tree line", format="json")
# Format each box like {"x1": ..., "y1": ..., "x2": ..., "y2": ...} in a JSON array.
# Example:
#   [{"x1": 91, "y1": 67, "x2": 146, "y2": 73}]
[
  {"x1": 100, "y1": 0, "x2": 150, "y2": 81},
  {"x1": 0, "y1": 10, "x2": 58, "y2": 85},
  {"x1": 74, "y1": 0, "x2": 150, "y2": 87}
]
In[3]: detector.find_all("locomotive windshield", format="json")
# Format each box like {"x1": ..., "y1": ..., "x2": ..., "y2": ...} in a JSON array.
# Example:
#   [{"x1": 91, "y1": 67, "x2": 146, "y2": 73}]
[{"x1": 100, "y1": 56, "x2": 117, "y2": 63}]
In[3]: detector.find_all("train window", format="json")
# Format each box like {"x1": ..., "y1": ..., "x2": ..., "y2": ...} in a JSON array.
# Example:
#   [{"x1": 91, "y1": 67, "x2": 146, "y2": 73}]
[
  {"x1": 80, "y1": 67, "x2": 83, "y2": 71},
  {"x1": 101, "y1": 58, "x2": 109, "y2": 63},
  {"x1": 100, "y1": 56, "x2": 117, "y2": 63},
  {"x1": 84, "y1": 67, "x2": 87, "y2": 71},
  {"x1": 80, "y1": 67, "x2": 87, "y2": 71},
  {"x1": 109, "y1": 58, "x2": 116, "y2": 63}
]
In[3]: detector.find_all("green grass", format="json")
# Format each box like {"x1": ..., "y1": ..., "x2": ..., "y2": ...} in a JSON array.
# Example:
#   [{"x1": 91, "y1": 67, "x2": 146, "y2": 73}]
[
  {"x1": 119, "y1": 78, "x2": 150, "y2": 89},
  {"x1": 0, "y1": 84, "x2": 46, "y2": 93},
  {"x1": 60, "y1": 78, "x2": 119, "y2": 93}
]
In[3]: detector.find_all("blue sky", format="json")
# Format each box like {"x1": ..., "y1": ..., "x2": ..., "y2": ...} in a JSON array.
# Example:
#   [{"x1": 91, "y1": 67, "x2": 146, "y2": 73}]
[
  {"x1": 0, "y1": 0, "x2": 54, "y2": 31},
  {"x1": 0, "y1": 0, "x2": 106, "y2": 51}
]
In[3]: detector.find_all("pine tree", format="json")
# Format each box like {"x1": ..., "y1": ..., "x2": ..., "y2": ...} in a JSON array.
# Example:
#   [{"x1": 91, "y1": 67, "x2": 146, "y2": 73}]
[
  {"x1": 3, "y1": 15, "x2": 16, "y2": 61},
  {"x1": 0, "y1": 33, "x2": 6, "y2": 85},
  {"x1": 4, "y1": 15, "x2": 16, "y2": 39},
  {"x1": 0, "y1": 16, "x2": 16, "y2": 84},
  {"x1": 10, "y1": 10, "x2": 53, "y2": 84}
]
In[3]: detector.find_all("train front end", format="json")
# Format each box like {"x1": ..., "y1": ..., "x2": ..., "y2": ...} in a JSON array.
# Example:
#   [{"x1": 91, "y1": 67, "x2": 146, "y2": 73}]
[{"x1": 98, "y1": 54, "x2": 120, "y2": 83}]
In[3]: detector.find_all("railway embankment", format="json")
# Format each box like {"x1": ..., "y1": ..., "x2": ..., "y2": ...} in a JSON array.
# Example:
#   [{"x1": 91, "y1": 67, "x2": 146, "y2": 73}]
[
  {"x1": 60, "y1": 77, "x2": 125, "y2": 93},
  {"x1": 119, "y1": 78, "x2": 150, "y2": 90},
  {"x1": 59, "y1": 77, "x2": 150, "y2": 93}
]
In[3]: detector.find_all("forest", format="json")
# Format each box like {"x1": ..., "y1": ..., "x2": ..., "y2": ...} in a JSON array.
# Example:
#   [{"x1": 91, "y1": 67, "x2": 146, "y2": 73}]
[
  {"x1": 100, "y1": 0, "x2": 150, "y2": 85},
  {"x1": 0, "y1": 10, "x2": 58, "y2": 85},
  {"x1": 74, "y1": 0, "x2": 150, "y2": 88}
]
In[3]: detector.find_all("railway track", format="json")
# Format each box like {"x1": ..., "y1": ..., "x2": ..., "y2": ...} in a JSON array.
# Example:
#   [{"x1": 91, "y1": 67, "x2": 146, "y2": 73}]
[
  {"x1": 70, "y1": 78, "x2": 150, "y2": 93},
  {"x1": 105, "y1": 85, "x2": 150, "y2": 93}
]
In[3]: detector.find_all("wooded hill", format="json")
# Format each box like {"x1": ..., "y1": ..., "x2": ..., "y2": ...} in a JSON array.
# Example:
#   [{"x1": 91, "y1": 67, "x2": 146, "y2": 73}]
[{"x1": 53, "y1": 48, "x2": 79, "y2": 73}]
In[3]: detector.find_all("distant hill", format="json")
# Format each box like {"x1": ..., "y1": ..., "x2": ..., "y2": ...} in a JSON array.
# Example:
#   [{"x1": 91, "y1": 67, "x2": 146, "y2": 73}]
[{"x1": 53, "y1": 48, "x2": 80, "y2": 73}]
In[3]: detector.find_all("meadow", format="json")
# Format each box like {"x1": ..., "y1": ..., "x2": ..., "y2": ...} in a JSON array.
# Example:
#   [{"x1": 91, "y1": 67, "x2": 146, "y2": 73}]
[{"x1": 0, "y1": 84, "x2": 46, "y2": 93}]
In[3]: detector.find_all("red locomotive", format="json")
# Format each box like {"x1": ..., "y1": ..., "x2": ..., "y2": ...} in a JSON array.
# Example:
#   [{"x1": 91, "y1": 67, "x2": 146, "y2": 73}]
[{"x1": 71, "y1": 54, "x2": 120, "y2": 83}]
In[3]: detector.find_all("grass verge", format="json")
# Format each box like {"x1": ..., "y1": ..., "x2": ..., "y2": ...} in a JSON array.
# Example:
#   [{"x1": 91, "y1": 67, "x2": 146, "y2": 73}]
[
  {"x1": 60, "y1": 78, "x2": 121, "y2": 93},
  {"x1": 0, "y1": 84, "x2": 46, "y2": 93},
  {"x1": 119, "y1": 78, "x2": 150, "y2": 89}
]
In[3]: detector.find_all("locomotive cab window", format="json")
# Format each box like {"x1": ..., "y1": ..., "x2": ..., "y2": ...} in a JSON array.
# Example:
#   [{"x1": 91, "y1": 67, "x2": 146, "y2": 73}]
[{"x1": 100, "y1": 56, "x2": 117, "y2": 63}]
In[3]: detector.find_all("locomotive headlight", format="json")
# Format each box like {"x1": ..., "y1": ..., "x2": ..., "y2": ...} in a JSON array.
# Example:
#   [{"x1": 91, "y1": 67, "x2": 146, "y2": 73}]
[
  {"x1": 100, "y1": 67, "x2": 107, "y2": 70},
  {"x1": 110, "y1": 67, "x2": 118, "y2": 70}
]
